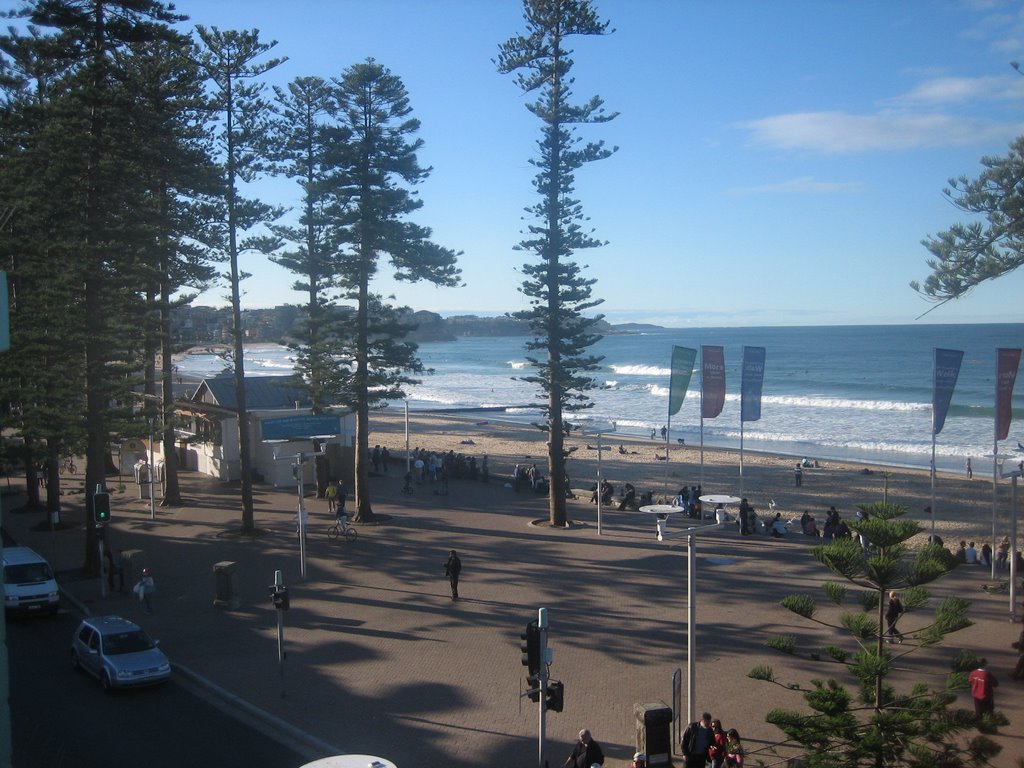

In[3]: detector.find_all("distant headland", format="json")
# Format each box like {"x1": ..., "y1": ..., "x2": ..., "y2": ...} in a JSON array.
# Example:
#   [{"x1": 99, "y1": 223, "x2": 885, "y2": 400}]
[{"x1": 170, "y1": 304, "x2": 664, "y2": 346}]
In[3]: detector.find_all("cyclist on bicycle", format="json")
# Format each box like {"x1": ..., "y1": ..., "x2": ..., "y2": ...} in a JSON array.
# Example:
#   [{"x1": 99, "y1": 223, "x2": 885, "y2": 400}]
[{"x1": 335, "y1": 479, "x2": 348, "y2": 526}]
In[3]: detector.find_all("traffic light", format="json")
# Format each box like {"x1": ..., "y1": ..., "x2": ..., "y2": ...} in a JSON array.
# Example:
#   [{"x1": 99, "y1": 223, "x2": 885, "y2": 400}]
[
  {"x1": 545, "y1": 680, "x2": 564, "y2": 712},
  {"x1": 521, "y1": 620, "x2": 540, "y2": 675},
  {"x1": 526, "y1": 674, "x2": 541, "y2": 702},
  {"x1": 93, "y1": 492, "x2": 111, "y2": 524},
  {"x1": 270, "y1": 585, "x2": 290, "y2": 610}
]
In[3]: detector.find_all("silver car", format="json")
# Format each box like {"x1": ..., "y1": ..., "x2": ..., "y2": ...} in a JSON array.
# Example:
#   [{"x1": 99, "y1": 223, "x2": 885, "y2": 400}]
[{"x1": 71, "y1": 615, "x2": 170, "y2": 690}]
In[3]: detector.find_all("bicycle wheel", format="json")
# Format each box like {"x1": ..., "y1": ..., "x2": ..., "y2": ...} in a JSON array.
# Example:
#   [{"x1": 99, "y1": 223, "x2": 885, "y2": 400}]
[
  {"x1": 344, "y1": 526, "x2": 358, "y2": 543},
  {"x1": 327, "y1": 524, "x2": 339, "y2": 541}
]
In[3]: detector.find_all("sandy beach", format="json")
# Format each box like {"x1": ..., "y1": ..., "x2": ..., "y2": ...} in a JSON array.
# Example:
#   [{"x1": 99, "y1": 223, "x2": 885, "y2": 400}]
[{"x1": 369, "y1": 408, "x2": 1021, "y2": 551}]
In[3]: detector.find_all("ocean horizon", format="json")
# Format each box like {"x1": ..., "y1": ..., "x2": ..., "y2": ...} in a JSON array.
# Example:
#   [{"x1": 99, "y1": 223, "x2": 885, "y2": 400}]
[{"x1": 174, "y1": 322, "x2": 1024, "y2": 475}]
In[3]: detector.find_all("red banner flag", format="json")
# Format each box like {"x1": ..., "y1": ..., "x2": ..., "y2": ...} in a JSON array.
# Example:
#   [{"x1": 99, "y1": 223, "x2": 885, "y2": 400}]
[
  {"x1": 701, "y1": 345, "x2": 726, "y2": 419},
  {"x1": 995, "y1": 347, "x2": 1021, "y2": 442}
]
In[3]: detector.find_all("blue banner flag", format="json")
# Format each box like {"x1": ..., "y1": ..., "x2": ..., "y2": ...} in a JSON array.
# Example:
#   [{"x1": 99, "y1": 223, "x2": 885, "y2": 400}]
[
  {"x1": 741, "y1": 346, "x2": 766, "y2": 422},
  {"x1": 668, "y1": 346, "x2": 697, "y2": 417},
  {"x1": 701, "y1": 345, "x2": 726, "y2": 419},
  {"x1": 996, "y1": 348, "x2": 1022, "y2": 442},
  {"x1": 932, "y1": 348, "x2": 963, "y2": 436}
]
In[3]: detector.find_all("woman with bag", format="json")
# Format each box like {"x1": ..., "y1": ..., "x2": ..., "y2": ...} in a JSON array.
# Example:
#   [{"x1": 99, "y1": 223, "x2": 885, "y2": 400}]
[{"x1": 724, "y1": 729, "x2": 744, "y2": 767}]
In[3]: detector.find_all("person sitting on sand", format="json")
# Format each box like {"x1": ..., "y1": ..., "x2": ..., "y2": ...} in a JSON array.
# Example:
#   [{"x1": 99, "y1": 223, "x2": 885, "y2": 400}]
[
  {"x1": 770, "y1": 512, "x2": 787, "y2": 538},
  {"x1": 618, "y1": 444, "x2": 627, "y2": 455},
  {"x1": 803, "y1": 516, "x2": 819, "y2": 537},
  {"x1": 590, "y1": 479, "x2": 613, "y2": 505},
  {"x1": 954, "y1": 541, "x2": 967, "y2": 564},
  {"x1": 966, "y1": 542, "x2": 978, "y2": 564},
  {"x1": 618, "y1": 483, "x2": 636, "y2": 511}
]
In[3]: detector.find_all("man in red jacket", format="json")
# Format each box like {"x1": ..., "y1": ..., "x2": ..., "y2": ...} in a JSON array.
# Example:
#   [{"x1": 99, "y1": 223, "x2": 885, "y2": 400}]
[{"x1": 968, "y1": 665, "x2": 998, "y2": 718}]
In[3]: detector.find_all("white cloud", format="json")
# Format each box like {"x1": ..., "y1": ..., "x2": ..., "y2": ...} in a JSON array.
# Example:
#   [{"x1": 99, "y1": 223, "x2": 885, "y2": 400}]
[
  {"x1": 739, "y1": 111, "x2": 1021, "y2": 153},
  {"x1": 886, "y1": 75, "x2": 1021, "y2": 106}
]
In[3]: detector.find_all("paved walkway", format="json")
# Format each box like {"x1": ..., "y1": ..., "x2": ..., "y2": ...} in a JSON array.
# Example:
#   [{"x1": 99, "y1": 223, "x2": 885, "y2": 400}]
[{"x1": 3, "y1": 464, "x2": 1022, "y2": 768}]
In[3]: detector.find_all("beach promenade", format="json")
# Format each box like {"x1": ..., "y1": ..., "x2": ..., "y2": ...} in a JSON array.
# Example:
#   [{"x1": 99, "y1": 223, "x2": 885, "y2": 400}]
[{"x1": 3, "y1": 419, "x2": 1023, "y2": 767}]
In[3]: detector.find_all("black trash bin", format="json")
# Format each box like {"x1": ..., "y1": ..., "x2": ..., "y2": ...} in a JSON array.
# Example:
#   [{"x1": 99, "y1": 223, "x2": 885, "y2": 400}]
[
  {"x1": 634, "y1": 700, "x2": 673, "y2": 766},
  {"x1": 213, "y1": 561, "x2": 239, "y2": 609}
]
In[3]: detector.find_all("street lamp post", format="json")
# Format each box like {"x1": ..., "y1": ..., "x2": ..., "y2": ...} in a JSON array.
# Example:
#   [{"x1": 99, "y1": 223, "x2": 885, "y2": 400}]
[
  {"x1": 656, "y1": 516, "x2": 726, "y2": 725},
  {"x1": 585, "y1": 421, "x2": 615, "y2": 535}
]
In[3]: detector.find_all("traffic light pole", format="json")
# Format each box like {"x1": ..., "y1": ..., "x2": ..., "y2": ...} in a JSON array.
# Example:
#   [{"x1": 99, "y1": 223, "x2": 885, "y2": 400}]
[
  {"x1": 522, "y1": 606, "x2": 562, "y2": 768},
  {"x1": 270, "y1": 569, "x2": 289, "y2": 698}
]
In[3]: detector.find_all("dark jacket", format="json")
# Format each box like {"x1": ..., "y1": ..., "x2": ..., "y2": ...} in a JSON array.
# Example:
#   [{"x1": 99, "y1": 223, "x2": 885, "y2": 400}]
[
  {"x1": 444, "y1": 552, "x2": 462, "y2": 578},
  {"x1": 567, "y1": 739, "x2": 603, "y2": 768}
]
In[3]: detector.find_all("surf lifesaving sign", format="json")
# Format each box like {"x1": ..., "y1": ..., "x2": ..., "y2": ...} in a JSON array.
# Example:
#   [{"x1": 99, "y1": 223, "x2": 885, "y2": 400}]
[{"x1": 261, "y1": 415, "x2": 342, "y2": 441}]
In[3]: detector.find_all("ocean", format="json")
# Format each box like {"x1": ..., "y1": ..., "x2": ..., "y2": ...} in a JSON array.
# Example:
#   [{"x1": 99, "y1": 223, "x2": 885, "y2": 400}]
[{"x1": 174, "y1": 324, "x2": 1024, "y2": 474}]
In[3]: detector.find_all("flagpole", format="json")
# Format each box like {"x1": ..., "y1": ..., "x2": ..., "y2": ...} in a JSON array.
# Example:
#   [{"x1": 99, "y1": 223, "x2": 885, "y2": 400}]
[
  {"x1": 930, "y1": 433, "x2": 936, "y2": 539},
  {"x1": 664, "y1": 414, "x2": 671, "y2": 498},
  {"x1": 993, "y1": 351, "x2": 999, "y2": 580},
  {"x1": 739, "y1": 420, "x2": 745, "y2": 498}
]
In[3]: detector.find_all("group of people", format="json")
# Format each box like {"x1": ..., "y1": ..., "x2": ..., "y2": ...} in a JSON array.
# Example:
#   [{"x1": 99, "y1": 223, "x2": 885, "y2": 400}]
[
  {"x1": 513, "y1": 462, "x2": 548, "y2": 494},
  {"x1": 561, "y1": 718, "x2": 745, "y2": 768},
  {"x1": 672, "y1": 485, "x2": 704, "y2": 518},
  {"x1": 409, "y1": 446, "x2": 488, "y2": 485},
  {"x1": 681, "y1": 713, "x2": 745, "y2": 767}
]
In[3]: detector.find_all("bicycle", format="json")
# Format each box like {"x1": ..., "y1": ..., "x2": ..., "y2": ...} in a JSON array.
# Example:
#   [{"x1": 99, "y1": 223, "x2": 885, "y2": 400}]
[
  {"x1": 327, "y1": 517, "x2": 358, "y2": 543},
  {"x1": 60, "y1": 456, "x2": 77, "y2": 474}
]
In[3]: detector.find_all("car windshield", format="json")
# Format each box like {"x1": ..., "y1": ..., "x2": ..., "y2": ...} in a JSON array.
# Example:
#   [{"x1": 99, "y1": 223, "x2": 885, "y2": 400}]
[
  {"x1": 4, "y1": 563, "x2": 53, "y2": 582},
  {"x1": 101, "y1": 630, "x2": 154, "y2": 655}
]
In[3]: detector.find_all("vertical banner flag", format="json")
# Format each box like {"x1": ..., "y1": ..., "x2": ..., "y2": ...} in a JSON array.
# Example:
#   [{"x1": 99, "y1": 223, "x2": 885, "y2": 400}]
[
  {"x1": 931, "y1": 348, "x2": 963, "y2": 436},
  {"x1": 741, "y1": 346, "x2": 766, "y2": 422},
  {"x1": 701, "y1": 345, "x2": 726, "y2": 419},
  {"x1": 668, "y1": 346, "x2": 697, "y2": 417},
  {"x1": 995, "y1": 347, "x2": 1022, "y2": 441}
]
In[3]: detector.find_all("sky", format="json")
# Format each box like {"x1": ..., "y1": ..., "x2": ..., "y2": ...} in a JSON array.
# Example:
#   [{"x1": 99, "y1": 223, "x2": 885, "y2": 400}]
[{"x1": 170, "y1": 0, "x2": 1024, "y2": 327}]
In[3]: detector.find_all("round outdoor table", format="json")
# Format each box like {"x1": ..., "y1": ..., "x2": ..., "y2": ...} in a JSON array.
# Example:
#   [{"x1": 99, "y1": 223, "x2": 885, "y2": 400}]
[
  {"x1": 299, "y1": 757, "x2": 397, "y2": 768},
  {"x1": 698, "y1": 494, "x2": 742, "y2": 506},
  {"x1": 639, "y1": 504, "x2": 685, "y2": 516},
  {"x1": 699, "y1": 494, "x2": 742, "y2": 524},
  {"x1": 639, "y1": 504, "x2": 685, "y2": 540}
]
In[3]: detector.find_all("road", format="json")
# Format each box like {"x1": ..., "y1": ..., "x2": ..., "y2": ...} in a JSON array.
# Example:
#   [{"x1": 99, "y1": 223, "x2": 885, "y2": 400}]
[{"x1": 7, "y1": 608, "x2": 308, "y2": 768}]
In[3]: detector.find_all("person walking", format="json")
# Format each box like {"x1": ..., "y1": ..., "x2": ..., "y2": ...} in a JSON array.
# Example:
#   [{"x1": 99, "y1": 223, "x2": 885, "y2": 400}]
[
  {"x1": 561, "y1": 728, "x2": 603, "y2": 768},
  {"x1": 443, "y1": 549, "x2": 462, "y2": 601},
  {"x1": 966, "y1": 457, "x2": 973, "y2": 478},
  {"x1": 968, "y1": 665, "x2": 998, "y2": 718},
  {"x1": 104, "y1": 547, "x2": 124, "y2": 593},
  {"x1": 885, "y1": 590, "x2": 904, "y2": 644},
  {"x1": 325, "y1": 479, "x2": 338, "y2": 514},
  {"x1": 134, "y1": 568, "x2": 156, "y2": 614},
  {"x1": 738, "y1": 498, "x2": 751, "y2": 535},
  {"x1": 336, "y1": 479, "x2": 347, "y2": 518}
]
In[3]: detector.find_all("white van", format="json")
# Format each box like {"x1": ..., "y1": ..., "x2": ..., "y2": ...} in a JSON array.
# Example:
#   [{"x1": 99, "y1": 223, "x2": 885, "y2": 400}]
[{"x1": 3, "y1": 546, "x2": 60, "y2": 615}]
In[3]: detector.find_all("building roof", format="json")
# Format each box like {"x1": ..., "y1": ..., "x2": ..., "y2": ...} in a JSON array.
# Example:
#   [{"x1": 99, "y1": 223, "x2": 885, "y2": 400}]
[{"x1": 191, "y1": 376, "x2": 314, "y2": 411}]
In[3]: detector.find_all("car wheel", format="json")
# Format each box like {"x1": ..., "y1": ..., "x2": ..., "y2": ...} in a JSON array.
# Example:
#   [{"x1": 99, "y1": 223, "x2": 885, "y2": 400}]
[
  {"x1": 100, "y1": 671, "x2": 113, "y2": 692},
  {"x1": 71, "y1": 649, "x2": 81, "y2": 671}
]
